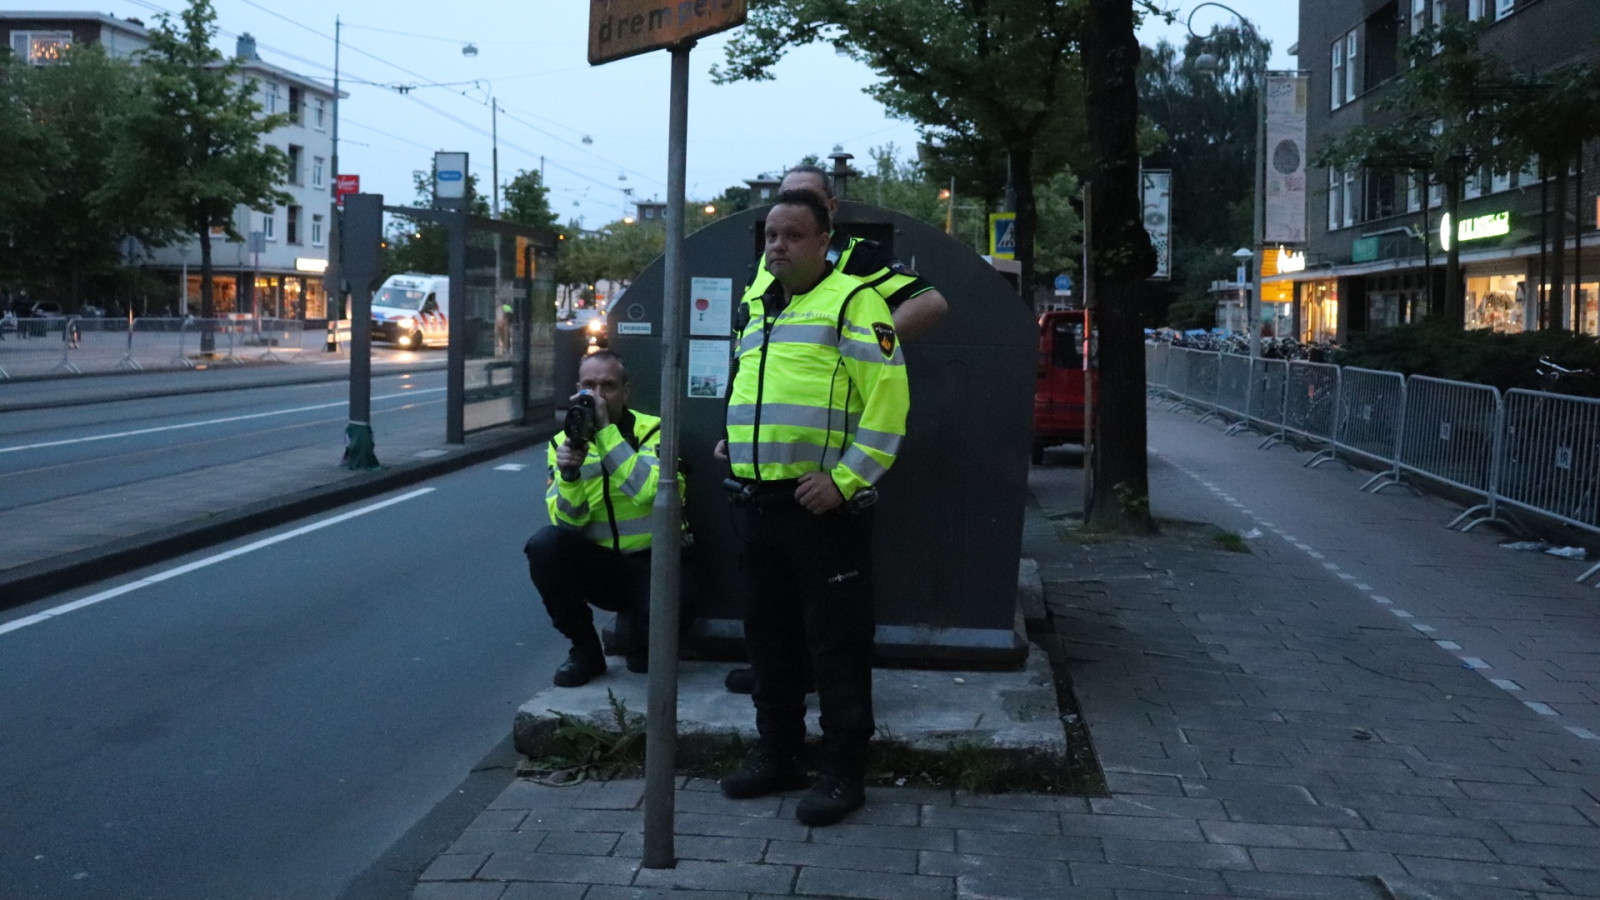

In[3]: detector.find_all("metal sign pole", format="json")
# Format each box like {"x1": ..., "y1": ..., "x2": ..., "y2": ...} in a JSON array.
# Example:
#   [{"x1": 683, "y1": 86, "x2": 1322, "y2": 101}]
[{"x1": 642, "y1": 40, "x2": 691, "y2": 872}]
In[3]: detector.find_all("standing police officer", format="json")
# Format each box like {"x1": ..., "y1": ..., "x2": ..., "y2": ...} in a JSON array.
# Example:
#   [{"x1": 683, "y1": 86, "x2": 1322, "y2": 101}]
[
  {"x1": 721, "y1": 163, "x2": 948, "y2": 696},
  {"x1": 525, "y1": 350, "x2": 678, "y2": 687},
  {"x1": 715, "y1": 190, "x2": 910, "y2": 827}
]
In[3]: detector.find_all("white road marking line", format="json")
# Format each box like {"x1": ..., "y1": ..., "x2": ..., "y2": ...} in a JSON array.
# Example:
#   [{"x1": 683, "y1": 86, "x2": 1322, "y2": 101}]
[
  {"x1": 0, "y1": 388, "x2": 446, "y2": 454},
  {"x1": 1565, "y1": 726, "x2": 1599, "y2": 740},
  {"x1": 495, "y1": 464, "x2": 528, "y2": 471},
  {"x1": 0, "y1": 488, "x2": 434, "y2": 637},
  {"x1": 1460, "y1": 657, "x2": 1490, "y2": 669},
  {"x1": 1372, "y1": 595, "x2": 1393, "y2": 604},
  {"x1": 1435, "y1": 640, "x2": 1463, "y2": 650},
  {"x1": 1411, "y1": 623, "x2": 1436, "y2": 633},
  {"x1": 1489, "y1": 678, "x2": 1523, "y2": 691},
  {"x1": 1390, "y1": 609, "x2": 1414, "y2": 618},
  {"x1": 1523, "y1": 700, "x2": 1559, "y2": 716},
  {"x1": 1354, "y1": 583, "x2": 1372, "y2": 591}
]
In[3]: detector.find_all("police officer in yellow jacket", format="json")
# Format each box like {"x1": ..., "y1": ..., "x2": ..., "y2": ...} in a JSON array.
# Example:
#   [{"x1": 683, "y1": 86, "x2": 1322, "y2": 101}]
[
  {"x1": 723, "y1": 163, "x2": 948, "y2": 697},
  {"x1": 525, "y1": 350, "x2": 677, "y2": 687},
  {"x1": 715, "y1": 190, "x2": 910, "y2": 828}
]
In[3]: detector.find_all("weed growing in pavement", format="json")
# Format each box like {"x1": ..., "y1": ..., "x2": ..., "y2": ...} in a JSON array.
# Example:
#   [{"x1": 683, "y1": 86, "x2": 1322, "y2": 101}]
[
  {"x1": 517, "y1": 690, "x2": 645, "y2": 786},
  {"x1": 1213, "y1": 530, "x2": 1250, "y2": 553}
]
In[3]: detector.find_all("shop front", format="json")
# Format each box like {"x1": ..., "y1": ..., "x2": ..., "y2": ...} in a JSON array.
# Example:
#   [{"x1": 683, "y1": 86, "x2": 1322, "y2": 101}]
[
  {"x1": 1464, "y1": 269, "x2": 1528, "y2": 334},
  {"x1": 1300, "y1": 279, "x2": 1338, "y2": 343}
]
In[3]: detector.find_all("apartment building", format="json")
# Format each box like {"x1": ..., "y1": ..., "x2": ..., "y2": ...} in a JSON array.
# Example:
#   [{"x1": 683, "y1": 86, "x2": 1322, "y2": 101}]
[
  {"x1": 1289, "y1": 0, "x2": 1600, "y2": 340},
  {"x1": 0, "y1": 14, "x2": 336, "y2": 318}
]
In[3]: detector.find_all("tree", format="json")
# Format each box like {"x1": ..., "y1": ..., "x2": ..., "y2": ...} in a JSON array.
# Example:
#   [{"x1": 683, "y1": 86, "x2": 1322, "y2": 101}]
[
  {"x1": 384, "y1": 170, "x2": 490, "y2": 277},
  {"x1": 713, "y1": 0, "x2": 1089, "y2": 299},
  {"x1": 1083, "y1": 0, "x2": 1159, "y2": 532},
  {"x1": 0, "y1": 45, "x2": 149, "y2": 306},
  {"x1": 1138, "y1": 33, "x2": 1268, "y2": 325},
  {"x1": 502, "y1": 169, "x2": 558, "y2": 229},
  {"x1": 1312, "y1": 19, "x2": 1525, "y2": 327},
  {"x1": 1501, "y1": 62, "x2": 1600, "y2": 330},
  {"x1": 100, "y1": 0, "x2": 290, "y2": 349}
]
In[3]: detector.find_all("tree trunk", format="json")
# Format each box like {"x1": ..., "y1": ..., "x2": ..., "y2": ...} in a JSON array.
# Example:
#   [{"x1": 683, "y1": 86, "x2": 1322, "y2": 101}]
[
  {"x1": 199, "y1": 227, "x2": 215, "y2": 353},
  {"x1": 1082, "y1": 0, "x2": 1154, "y2": 534},
  {"x1": 1550, "y1": 158, "x2": 1570, "y2": 331},
  {"x1": 1013, "y1": 143, "x2": 1037, "y2": 310},
  {"x1": 1444, "y1": 169, "x2": 1464, "y2": 327}
]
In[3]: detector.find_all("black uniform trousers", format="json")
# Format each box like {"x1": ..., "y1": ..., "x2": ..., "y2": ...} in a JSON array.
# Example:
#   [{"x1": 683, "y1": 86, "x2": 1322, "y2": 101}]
[
  {"x1": 737, "y1": 496, "x2": 875, "y2": 781},
  {"x1": 524, "y1": 525, "x2": 650, "y2": 652}
]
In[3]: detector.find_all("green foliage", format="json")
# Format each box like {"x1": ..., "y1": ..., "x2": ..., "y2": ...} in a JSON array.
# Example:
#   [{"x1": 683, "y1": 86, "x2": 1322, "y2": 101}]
[
  {"x1": 0, "y1": 44, "x2": 147, "y2": 304},
  {"x1": 517, "y1": 690, "x2": 647, "y2": 785},
  {"x1": 1138, "y1": 34, "x2": 1266, "y2": 325},
  {"x1": 1334, "y1": 322, "x2": 1600, "y2": 397},
  {"x1": 1212, "y1": 530, "x2": 1249, "y2": 553},
  {"x1": 714, "y1": 0, "x2": 1090, "y2": 292},
  {"x1": 502, "y1": 169, "x2": 558, "y2": 228}
]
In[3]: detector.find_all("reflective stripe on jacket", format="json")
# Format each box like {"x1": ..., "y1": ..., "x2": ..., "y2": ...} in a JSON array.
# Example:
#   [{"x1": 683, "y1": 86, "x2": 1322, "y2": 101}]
[
  {"x1": 727, "y1": 267, "x2": 908, "y2": 500},
  {"x1": 545, "y1": 411, "x2": 675, "y2": 553}
]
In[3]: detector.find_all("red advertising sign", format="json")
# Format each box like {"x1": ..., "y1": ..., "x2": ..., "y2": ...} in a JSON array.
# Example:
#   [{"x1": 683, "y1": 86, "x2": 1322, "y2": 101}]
[{"x1": 336, "y1": 174, "x2": 360, "y2": 205}]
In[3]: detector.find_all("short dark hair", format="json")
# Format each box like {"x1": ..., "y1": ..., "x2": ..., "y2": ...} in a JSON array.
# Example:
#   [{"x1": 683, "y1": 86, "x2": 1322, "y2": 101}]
[
  {"x1": 580, "y1": 349, "x2": 628, "y2": 383},
  {"x1": 783, "y1": 164, "x2": 834, "y2": 199},
  {"x1": 774, "y1": 189, "x2": 831, "y2": 234}
]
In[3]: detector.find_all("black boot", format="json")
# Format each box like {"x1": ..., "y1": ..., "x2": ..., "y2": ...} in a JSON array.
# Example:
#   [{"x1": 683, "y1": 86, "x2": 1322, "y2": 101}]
[
  {"x1": 552, "y1": 635, "x2": 606, "y2": 687},
  {"x1": 720, "y1": 745, "x2": 809, "y2": 799},
  {"x1": 795, "y1": 773, "x2": 865, "y2": 827}
]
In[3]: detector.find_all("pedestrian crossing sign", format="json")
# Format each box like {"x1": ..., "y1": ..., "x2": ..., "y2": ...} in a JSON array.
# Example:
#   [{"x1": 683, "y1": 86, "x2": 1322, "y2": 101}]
[{"x1": 989, "y1": 212, "x2": 1016, "y2": 260}]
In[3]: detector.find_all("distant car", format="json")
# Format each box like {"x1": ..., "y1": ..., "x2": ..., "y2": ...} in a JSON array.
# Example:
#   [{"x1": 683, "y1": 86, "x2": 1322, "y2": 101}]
[
  {"x1": 79, "y1": 305, "x2": 106, "y2": 317},
  {"x1": 29, "y1": 301, "x2": 64, "y2": 318}
]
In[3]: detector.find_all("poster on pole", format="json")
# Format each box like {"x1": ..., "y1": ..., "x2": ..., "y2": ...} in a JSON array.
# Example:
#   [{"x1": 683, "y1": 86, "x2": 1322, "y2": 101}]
[
  {"x1": 1141, "y1": 169, "x2": 1171, "y2": 281},
  {"x1": 1264, "y1": 73, "x2": 1309, "y2": 244}
]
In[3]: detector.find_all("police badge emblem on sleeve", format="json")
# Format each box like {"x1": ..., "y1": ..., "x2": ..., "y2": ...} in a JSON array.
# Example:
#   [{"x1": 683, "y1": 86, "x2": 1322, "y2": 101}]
[{"x1": 872, "y1": 323, "x2": 897, "y2": 357}]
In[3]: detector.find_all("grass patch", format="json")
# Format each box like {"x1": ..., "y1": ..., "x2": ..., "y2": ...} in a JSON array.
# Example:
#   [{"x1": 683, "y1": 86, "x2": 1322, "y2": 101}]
[{"x1": 1212, "y1": 530, "x2": 1250, "y2": 553}]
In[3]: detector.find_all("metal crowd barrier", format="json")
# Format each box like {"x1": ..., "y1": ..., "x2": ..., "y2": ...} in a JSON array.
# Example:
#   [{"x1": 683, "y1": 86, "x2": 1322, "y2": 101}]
[
  {"x1": 1499, "y1": 389, "x2": 1600, "y2": 535},
  {"x1": 1145, "y1": 341, "x2": 1170, "y2": 395},
  {"x1": 0, "y1": 315, "x2": 317, "y2": 377},
  {"x1": 1386, "y1": 375, "x2": 1511, "y2": 533},
  {"x1": 1247, "y1": 357, "x2": 1288, "y2": 446},
  {"x1": 1146, "y1": 343, "x2": 1600, "y2": 572},
  {"x1": 1334, "y1": 367, "x2": 1407, "y2": 491},
  {"x1": 1214, "y1": 353, "x2": 1253, "y2": 433}
]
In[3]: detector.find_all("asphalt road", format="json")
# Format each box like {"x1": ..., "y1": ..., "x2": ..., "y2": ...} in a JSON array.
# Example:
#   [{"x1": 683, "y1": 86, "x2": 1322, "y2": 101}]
[
  {"x1": 0, "y1": 452, "x2": 563, "y2": 898},
  {"x1": 0, "y1": 370, "x2": 448, "y2": 513}
]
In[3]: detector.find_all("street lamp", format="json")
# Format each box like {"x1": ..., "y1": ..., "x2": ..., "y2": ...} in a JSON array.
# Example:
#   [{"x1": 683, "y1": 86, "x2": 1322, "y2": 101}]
[
  {"x1": 1188, "y1": 1, "x2": 1264, "y2": 356},
  {"x1": 1232, "y1": 246, "x2": 1253, "y2": 336}
]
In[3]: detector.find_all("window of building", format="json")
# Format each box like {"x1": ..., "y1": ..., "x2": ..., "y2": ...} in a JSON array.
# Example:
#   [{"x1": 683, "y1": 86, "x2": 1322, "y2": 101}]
[
  {"x1": 287, "y1": 145, "x2": 303, "y2": 186},
  {"x1": 1521, "y1": 154, "x2": 1541, "y2": 186},
  {"x1": 1431, "y1": 0, "x2": 1446, "y2": 51},
  {"x1": 312, "y1": 214, "x2": 325, "y2": 247},
  {"x1": 1345, "y1": 31, "x2": 1360, "y2": 101},
  {"x1": 10, "y1": 30, "x2": 73, "y2": 64},
  {"x1": 1408, "y1": 175, "x2": 1423, "y2": 213},
  {"x1": 312, "y1": 156, "x2": 325, "y2": 189},
  {"x1": 313, "y1": 98, "x2": 327, "y2": 131},
  {"x1": 1343, "y1": 170, "x2": 1358, "y2": 227},
  {"x1": 1366, "y1": 171, "x2": 1399, "y2": 220},
  {"x1": 288, "y1": 87, "x2": 303, "y2": 125},
  {"x1": 1468, "y1": 0, "x2": 1486, "y2": 18},
  {"x1": 287, "y1": 205, "x2": 301, "y2": 245},
  {"x1": 261, "y1": 81, "x2": 280, "y2": 115},
  {"x1": 1328, "y1": 169, "x2": 1343, "y2": 230},
  {"x1": 1330, "y1": 40, "x2": 1346, "y2": 109},
  {"x1": 1464, "y1": 167, "x2": 1481, "y2": 200},
  {"x1": 262, "y1": 213, "x2": 276, "y2": 241},
  {"x1": 1410, "y1": 0, "x2": 1427, "y2": 33},
  {"x1": 1496, "y1": 0, "x2": 1514, "y2": 20},
  {"x1": 1465, "y1": 273, "x2": 1526, "y2": 333}
]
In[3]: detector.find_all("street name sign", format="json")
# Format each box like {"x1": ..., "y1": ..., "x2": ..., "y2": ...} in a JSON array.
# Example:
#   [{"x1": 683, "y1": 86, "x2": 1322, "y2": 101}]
[{"x1": 589, "y1": 0, "x2": 748, "y2": 65}]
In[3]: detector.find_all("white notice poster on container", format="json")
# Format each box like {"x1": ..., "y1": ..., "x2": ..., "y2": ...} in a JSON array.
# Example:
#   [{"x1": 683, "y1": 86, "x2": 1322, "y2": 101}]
[
  {"x1": 689, "y1": 276, "x2": 734, "y2": 336},
  {"x1": 687, "y1": 339, "x2": 730, "y2": 398}
]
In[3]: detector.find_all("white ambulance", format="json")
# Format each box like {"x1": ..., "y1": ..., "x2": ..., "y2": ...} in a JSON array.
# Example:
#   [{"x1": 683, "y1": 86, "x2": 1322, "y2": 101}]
[{"x1": 371, "y1": 273, "x2": 449, "y2": 349}]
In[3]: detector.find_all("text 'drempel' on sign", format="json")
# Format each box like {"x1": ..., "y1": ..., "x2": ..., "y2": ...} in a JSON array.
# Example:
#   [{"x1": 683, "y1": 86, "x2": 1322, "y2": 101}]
[{"x1": 588, "y1": 0, "x2": 748, "y2": 65}]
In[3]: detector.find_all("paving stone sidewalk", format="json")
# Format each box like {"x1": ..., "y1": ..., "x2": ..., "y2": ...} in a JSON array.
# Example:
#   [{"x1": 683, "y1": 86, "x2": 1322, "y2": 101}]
[{"x1": 413, "y1": 404, "x2": 1600, "y2": 900}]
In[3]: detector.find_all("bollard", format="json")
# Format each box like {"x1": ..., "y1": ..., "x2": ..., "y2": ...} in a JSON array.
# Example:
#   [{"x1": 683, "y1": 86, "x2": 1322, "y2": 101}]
[{"x1": 326, "y1": 320, "x2": 339, "y2": 352}]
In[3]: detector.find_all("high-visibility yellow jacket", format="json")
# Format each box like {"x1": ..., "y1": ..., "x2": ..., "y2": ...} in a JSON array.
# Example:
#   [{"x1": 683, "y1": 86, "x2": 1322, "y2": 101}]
[
  {"x1": 744, "y1": 233, "x2": 933, "y2": 314},
  {"x1": 545, "y1": 410, "x2": 677, "y2": 554},
  {"x1": 727, "y1": 267, "x2": 909, "y2": 501}
]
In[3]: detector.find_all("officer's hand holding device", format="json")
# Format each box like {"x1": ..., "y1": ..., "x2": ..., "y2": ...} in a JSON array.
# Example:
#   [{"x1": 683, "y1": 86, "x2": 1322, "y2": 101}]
[{"x1": 558, "y1": 391, "x2": 603, "y2": 482}]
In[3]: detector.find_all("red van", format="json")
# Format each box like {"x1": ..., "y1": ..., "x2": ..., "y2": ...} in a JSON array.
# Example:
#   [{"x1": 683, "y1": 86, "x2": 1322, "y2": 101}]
[{"x1": 1032, "y1": 308, "x2": 1098, "y2": 464}]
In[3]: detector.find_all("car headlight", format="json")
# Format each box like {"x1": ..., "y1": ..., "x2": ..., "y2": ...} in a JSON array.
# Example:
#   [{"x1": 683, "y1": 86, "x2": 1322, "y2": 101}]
[
  {"x1": 586, "y1": 318, "x2": 604, "y2": 333},
  {"x1": 396, "y1": 317, "x2": 415, "y2": 330}
]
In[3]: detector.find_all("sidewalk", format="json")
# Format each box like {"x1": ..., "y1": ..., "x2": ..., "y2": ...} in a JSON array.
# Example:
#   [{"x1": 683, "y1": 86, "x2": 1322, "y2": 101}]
[{"x1": 411, "y1": 402, "x2": 1600, "y2": 900}]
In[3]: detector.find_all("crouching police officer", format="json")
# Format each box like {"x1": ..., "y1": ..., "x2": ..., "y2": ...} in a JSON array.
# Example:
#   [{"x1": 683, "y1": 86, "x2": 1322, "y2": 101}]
[
  {"x1": 525, "y1": 350, "x2": 681, "y2": 687},
  {"x1": 714, "y1": 189, "x2": 910, "y2": 827}
]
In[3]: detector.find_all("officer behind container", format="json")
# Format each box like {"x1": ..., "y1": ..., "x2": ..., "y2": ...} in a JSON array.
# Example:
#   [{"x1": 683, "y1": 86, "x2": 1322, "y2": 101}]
[
  {"x1": 714, "y1": 190, "x2": 910, "y2": 827},
  {"x1": 722, "y1": 163, "x2": 949, "y2": 696},
  {"x1": 524, "y1": 350, "x2": 678, "y2": 687}
]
